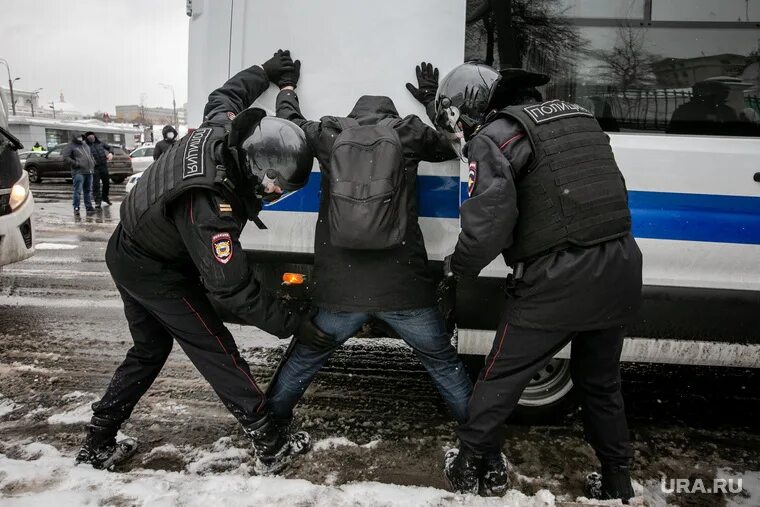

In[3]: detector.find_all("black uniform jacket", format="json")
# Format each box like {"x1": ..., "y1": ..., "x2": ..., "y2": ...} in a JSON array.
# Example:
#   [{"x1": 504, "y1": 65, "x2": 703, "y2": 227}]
[
  {"x1": 107, "y1": 66, "x2": 300, "y2": 338},
  {"x1": 277, "y1": 90, "x2": 456, "y2": 312},
  {"x1": 452, "y1": 115, "x2": 643, "y2": 331}
]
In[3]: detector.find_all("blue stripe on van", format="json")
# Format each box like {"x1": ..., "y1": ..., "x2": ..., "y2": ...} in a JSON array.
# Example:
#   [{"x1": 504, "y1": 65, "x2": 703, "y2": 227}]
[
  {"x1": 628, "y1": 190, "x2": 760, "y2": 245},
  {"x1": 262, "y1": 173, "x2": 760, "y2": 245}
]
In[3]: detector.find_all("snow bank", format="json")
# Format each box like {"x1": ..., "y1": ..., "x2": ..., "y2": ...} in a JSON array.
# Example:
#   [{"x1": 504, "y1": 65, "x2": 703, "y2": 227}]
[{"x1": 0, "y1": 441, "x2": 557, "y2": 507}]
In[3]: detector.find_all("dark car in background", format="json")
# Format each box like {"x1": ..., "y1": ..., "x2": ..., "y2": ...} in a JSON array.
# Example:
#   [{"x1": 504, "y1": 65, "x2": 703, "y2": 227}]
[{"x1": 24, "y1": 145, "x2": 133, "y2": 184}]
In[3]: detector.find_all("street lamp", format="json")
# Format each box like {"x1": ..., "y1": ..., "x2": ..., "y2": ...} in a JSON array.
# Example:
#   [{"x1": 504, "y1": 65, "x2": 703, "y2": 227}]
[
  {"x1": 27, "y1": 88, "x2": 42, "y2": 117},
  {"x1": 0, "y1": 58, "x2": 19, "y2": 115},
  {"x1": 159, "y1": 82, "x2": 177, "y2": 127}
]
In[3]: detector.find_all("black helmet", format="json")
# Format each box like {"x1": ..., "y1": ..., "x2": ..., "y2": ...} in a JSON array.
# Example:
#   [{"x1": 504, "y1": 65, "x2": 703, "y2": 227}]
[
  {"x1": 434, "y1": 62, "x2": 500, "y2": 139},
  {"x1": 486, "y1": 68, "x2": 551, "y2": 111},
  {"x1": 240, "y1": 115, "x2": 313, "y2": 200}
]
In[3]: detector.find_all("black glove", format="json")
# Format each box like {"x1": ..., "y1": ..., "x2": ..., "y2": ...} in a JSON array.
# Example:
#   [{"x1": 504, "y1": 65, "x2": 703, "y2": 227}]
[
  {"x1": 438, "y1": 254, "x2": 458, "y2": 333},
  {"x1": 262, "y1": 49, "x2": 295, "y2": 86},
  {"x1": 278, "y1": 59, "x2": 301, "y2": 89},
  {"x1": 406, "y1": 61, "x2": 439, "y2": 107},
  {"x1": 295, "y1": 310, "x2": 334, "y2": 351}
]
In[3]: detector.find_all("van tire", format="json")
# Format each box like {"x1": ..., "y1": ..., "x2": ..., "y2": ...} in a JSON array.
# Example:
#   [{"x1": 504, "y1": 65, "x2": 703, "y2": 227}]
[
  {"x1": 111, "y1": 176, "x2": 126, "y2": 184},
  {"x1": 459, "y1": 354, "x2": 577, "y2": 425}
]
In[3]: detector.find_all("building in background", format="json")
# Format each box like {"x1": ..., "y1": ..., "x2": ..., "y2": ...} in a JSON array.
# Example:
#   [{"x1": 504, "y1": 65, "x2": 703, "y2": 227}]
[
  {"x1": 1, "y1": 89, "x2": 85, "y2": 120},
  {"x1": 115, "y1": 104, "x2": 187, "y2": 126}
]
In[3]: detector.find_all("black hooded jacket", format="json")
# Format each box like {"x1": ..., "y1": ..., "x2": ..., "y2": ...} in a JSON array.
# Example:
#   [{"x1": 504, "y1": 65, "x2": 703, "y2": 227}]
[
  {"x1": 153, "y1": 125, "x2": 179, "y2": 160},
  {"x1": 84, "y1": 132, "x2": 112, "y2": 168},
  {"x1": 277, "y1": 90, "x2": 456, "y2": 312}
]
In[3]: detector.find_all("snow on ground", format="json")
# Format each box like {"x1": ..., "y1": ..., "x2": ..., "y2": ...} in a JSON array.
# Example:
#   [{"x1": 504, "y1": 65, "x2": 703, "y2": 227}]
[
  {"x1": 0, "y1": 394, "x2": 21, "y2": 417},
  {"x1": 33, "y1": 243, "x2": 78, "y2": 250},
  {"x1": 0, "y1": 441, "x2": 557, "y2": 507},
  {"x1": 720, "y1": 468, "x2": 760, "y2": 507},
  {"x1": 46, "y1": 392, "x2": 99, "y2": 425}
]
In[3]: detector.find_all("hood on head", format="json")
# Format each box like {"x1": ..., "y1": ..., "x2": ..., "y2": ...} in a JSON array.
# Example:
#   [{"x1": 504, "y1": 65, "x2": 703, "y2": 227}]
[
  {"x1": 83, "y1": 131, "x2": 99, "y2": 143},
  {"x1": 72, "y1": 133, "x2": 84, "y2": 143},
  {"x1": 162, "y1": 125, "x2": 178, "y2": 140},
  {"x1": 347, "y1": 96, "x2": 399, "y2": 125}
]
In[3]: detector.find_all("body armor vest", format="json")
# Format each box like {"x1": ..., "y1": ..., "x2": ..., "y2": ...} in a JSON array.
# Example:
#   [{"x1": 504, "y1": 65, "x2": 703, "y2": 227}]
[
  {"x1": 495, "y1": 100, "x2": 631, "y2": 264},
  {"x1": 120, "y1": 126, "x2": 233, "y2": 259}
]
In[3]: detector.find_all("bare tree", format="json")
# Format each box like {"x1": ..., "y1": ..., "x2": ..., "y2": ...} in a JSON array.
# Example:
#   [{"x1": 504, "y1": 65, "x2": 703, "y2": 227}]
[
  {"x1": 591, "y1": 25, "x2": 658, "y2": 125},
  {"x1": 593, "y1": 25, "x2": 657, "y2": 92},
  {"x1": 466, "y1": 0, "x2": 584, "y2": 77}
]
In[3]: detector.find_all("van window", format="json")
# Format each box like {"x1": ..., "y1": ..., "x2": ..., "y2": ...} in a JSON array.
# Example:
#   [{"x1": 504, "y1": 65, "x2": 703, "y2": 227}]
[{"x1": 465, "y1": 0, "x2": 760, "y2": 136}]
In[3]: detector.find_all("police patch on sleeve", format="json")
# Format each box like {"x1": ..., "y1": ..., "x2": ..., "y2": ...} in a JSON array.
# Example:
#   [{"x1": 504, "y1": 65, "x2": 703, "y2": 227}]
[
  {"x1": 523, "y1": 100, "x2": 594, "y2": 124},
  {"x1": 212, "y1": 232, "x2": 233, "y2": 264},
  {"x1": 467, "y1": 161, "x2": 478, "y2": 198},
  {"x1": 182, "y1": 127, "x2": 213, "y2": 179}
]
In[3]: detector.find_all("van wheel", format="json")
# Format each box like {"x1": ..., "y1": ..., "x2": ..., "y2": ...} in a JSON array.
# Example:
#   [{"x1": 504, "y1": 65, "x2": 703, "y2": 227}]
[
  {"x1": 514, "y1": 358, "x2": 577, "y2": 424},
  {"x1": 459, "y1": 354, "x2": 577, "y2": 425},
  {"x1": 27, "y1": 167, "x2": 41, "y2": 183},
  {"x1": 111, "y1": 176, "x2": 126, "y2": 184}
]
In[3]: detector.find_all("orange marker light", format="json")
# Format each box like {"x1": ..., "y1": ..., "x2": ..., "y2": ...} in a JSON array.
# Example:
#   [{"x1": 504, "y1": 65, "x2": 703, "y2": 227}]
[{"x1": 282, "y1": 273, "x2": 305, "y2": 285}]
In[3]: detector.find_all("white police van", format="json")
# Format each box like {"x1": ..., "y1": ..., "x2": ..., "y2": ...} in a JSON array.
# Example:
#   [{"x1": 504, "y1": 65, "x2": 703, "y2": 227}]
[{"x1": 187, "y1": 0, "x2": 760, "y2": 419}]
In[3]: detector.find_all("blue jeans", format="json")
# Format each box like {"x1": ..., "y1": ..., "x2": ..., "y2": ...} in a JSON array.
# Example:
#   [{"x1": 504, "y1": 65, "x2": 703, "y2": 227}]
[
  {"x1": 72, "y1": 173, "x2": 93, "y2": 210},
  {"x1": 267, "y1": 306, "x2": 473, "y2": 423}
]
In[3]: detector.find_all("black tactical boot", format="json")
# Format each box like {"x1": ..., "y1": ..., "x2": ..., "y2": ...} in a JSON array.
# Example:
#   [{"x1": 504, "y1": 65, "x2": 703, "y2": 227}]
[
  {"x1": 585, "y1": 464, "x2": 635, "y2": 504},
  {"x1": 245, "y1": 414, "x2": 311, "y2": 475},
  {"x1": 443, "y1": 445, "x2": 483, "y2": 495},
  {"x1": 75, "y1": 416, "x2": 137, "y2": 470},
  {"x1": 480, "y1": 449, "x2": 510, "y2": 497}
]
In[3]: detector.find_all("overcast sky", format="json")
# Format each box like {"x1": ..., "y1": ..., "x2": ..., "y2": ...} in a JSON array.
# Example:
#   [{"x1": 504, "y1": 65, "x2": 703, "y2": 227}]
[{"x1": 1, "y1": 0, "x2": 188, "y2": 115}]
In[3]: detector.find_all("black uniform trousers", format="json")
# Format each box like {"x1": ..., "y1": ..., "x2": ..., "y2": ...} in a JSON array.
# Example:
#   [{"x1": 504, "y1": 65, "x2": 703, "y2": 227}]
[
  {"x1": 92, "y1": 284, "x2": 267, "y2": 427},
  {"x1": 457, "y1": 311, "x2": 633, "y2": 467},
  {"x1": 92, "y1": 165, "x2": 110, "y2": 205}
]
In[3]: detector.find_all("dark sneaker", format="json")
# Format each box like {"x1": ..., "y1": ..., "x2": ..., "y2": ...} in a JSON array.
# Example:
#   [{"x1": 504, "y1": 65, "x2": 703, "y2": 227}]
[
  {"x1": 95, "y1": 204, "x2": 102, "y2": 210},
  {"x1": 585, "y1": 465, "x2": 635, "y2": 504},
  {"x1": 245, "y1": 415, "x2": 311, "y2": 475},
  {"x1": 74, "y1": 207, "x2": 80, "y2": 214},
  {"x1": 85, "y1": 208, "x2": 96, "y2": 214},
  {"x1": 480, "y1": 449, "x2": 510, "y2": 497},
  {"x1": 103, "y1": 198, "x2": 112, "y2": 206},
  {"x1": 75, "y1": 417, "x2": 137, "y2": 470},
  {"x1": 443, "y1": 446, "x2": 482, "y2": 495}
]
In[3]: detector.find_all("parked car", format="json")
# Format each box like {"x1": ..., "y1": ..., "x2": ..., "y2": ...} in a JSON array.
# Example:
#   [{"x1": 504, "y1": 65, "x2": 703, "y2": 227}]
[
  {"x1": 124, "y1": 171, "x2": 143, "y2": 194},
  {"x1": 24, "y1": 145, "x2": 133, "y2": 184},
  {"x1": 129, "y1": 145, "x2": 155, "y2": 173},
  {"x1": 18, "y1": 151, "x2": 46, "y2": 168}
]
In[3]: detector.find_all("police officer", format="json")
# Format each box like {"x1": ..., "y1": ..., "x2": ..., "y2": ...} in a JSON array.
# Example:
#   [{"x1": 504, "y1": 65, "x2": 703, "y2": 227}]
[
  {"x1": 432, "y1": 63, "x2": 642, "y2": 502},
  {"x1": 77, "y1": 50, "x2": 332, "y2": 475}
]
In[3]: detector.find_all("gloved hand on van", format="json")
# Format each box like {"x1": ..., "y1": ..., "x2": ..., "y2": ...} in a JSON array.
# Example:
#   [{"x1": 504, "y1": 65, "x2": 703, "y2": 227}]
[
  {"x1": 262, "y1": 49, "x2": 299, "y2": 89},
  {"x1": 406, "y1": 61, "x2": 440, "y2": 107}
]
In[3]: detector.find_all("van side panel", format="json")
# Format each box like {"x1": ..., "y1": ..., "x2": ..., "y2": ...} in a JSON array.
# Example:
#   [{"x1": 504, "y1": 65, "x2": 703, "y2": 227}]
[{"x1": 187, "y1": 0, "x2": 234, "y2": 126}]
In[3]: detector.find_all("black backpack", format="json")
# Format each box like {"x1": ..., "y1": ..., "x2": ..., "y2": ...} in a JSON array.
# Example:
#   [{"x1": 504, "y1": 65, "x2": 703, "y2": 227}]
[{"x1": 325, "y1": 117, "x2": 407, "y2": 250}]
